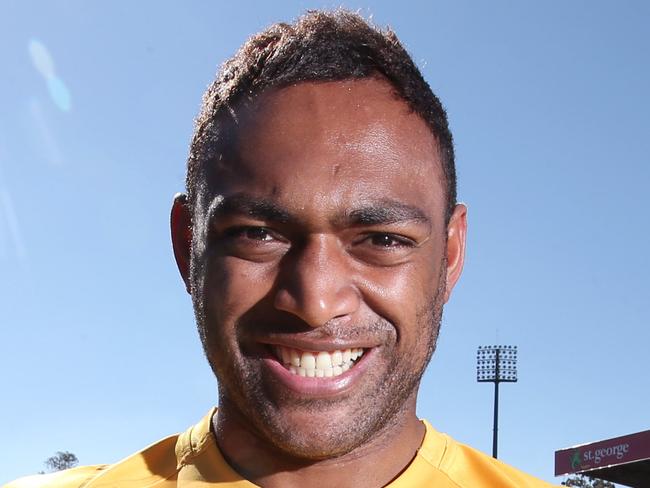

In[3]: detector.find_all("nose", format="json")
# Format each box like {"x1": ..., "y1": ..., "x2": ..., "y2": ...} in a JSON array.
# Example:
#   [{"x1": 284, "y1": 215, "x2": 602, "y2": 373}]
[{"x1": 273, "y1": 234, "x2": 360, "y2": 327}]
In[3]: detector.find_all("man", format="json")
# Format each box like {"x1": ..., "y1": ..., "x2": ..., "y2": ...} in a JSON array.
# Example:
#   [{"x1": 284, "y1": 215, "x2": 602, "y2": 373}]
[{"x1": 6, "y1": 10, "x2": 556, "y2": 488}]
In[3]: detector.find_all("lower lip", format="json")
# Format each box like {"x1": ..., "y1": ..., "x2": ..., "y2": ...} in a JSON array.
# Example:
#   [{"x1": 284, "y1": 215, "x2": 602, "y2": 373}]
[{"x1": 261, "y1": 348, "x2": 375, "y2": 398}]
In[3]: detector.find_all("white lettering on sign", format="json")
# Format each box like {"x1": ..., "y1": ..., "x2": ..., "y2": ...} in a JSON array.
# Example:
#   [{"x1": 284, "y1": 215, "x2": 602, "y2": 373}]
[{"x1": 583, "y1": 443, "x2": 630, "y2": 464}]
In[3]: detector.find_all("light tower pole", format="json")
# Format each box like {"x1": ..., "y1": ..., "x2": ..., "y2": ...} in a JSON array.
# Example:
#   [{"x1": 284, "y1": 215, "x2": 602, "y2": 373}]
[{"x1": 476, "y1": 345, "x2": 517, "y2": 459}]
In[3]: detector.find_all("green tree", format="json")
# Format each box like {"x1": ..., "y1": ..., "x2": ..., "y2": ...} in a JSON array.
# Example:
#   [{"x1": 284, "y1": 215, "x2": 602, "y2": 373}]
[
  {"x1": 43, "y1": 451, "x2": 78, "y2": 472},
  {"x1": 562, "y1": 474, "x2": 616, "y2": 488}
]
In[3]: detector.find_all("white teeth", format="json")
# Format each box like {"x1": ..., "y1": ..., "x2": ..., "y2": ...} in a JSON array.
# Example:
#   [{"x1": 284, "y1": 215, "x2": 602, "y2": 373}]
[
  {"x1": 290, "y1": 350, "x2": 301, "y2": 367},
  {"x1": 301, "y1": 352, "x2": 316, "y2": 369},
  {"x1": 273, "y1": 345, "x2": 365, "y2": 378},
  {"x1": 316, "y1": 351, "x2": 332, "y2": 369},
  {"x1": 332, "y1": 350, "x2": 342, "y2": 366}
]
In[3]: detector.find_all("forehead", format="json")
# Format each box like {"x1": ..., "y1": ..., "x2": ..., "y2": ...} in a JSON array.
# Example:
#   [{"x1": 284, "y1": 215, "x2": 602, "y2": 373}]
[{"x1": 209, "y1": 78, "x2": 445, "y2": 224}]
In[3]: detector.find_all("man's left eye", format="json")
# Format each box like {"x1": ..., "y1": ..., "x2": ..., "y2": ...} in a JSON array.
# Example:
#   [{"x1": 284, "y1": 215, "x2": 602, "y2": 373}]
[{"x1": 366, "y1": 233, "x2": 413, "y2": 248}]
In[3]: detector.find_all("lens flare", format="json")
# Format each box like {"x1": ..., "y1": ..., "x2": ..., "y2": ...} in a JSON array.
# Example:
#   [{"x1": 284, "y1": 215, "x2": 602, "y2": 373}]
[
  {"x1": 27, "y1": 38, "x2": 72, "y2": 112},
  {"x1": 47, "y1": 76, "x2": 71, "y2": 112},
  {"x1": 28, "y1": 39, "x2": 55, "y2": 78}
]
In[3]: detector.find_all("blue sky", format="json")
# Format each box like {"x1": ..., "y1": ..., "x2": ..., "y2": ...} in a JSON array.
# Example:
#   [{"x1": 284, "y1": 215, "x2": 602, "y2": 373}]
[{"x1": 1, "y1": 1, "x2": 648, "y2": 484}]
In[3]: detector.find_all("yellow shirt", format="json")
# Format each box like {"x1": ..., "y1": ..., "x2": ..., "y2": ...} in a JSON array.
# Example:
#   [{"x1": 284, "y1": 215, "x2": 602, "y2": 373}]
[{"x1": 5, "y1": 409, "x2": 557, "y2": 487}]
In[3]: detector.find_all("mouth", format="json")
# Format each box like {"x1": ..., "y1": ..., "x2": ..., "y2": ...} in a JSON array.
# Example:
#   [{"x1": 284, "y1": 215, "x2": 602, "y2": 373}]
[{"x1": 271, "y1": 345, "x2": 365, "y2": 378}]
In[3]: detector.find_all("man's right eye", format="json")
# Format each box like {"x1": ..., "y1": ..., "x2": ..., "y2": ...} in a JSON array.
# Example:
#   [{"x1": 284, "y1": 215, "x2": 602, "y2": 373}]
[{"x1": 226, "y1": 226, "x2": 274, "y2": 242}]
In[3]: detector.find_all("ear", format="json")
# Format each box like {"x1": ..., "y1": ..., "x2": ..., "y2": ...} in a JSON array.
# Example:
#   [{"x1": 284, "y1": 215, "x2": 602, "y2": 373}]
[
  {"x1": 170, "y1": 193, "x2": 193, "y2": 294},
  {"x1": 444, "y1": 203, "x2": 467, "y2": 303}
]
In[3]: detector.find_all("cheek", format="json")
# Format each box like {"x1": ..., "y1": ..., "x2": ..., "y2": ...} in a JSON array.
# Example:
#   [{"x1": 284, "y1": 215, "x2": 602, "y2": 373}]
[
  {"x1": 359, "y1": 262, "x2": 440, "y2": 329},
  {"x1": 205, "y1": 256, "x2": 277, "y2": 324}
]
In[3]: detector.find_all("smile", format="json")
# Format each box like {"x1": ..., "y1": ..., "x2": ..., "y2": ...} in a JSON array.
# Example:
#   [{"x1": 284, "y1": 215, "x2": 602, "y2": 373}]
[{"x1": 272, "y1": 345, "x2": 365, "y2": 378}]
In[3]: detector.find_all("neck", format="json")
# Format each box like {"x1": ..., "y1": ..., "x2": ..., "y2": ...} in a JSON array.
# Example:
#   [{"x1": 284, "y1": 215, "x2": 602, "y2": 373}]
[{"x1": 213, "y1": 394, "x2": 425, "y2": 488}]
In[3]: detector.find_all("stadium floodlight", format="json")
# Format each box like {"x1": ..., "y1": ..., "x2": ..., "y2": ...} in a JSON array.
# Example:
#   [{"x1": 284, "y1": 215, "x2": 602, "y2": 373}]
[{"x1": 476, "y1": 345, "x2": 518, "y2": 459}]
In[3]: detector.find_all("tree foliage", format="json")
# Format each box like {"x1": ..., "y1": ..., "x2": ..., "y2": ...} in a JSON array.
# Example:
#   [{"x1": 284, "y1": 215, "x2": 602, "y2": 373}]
[
  {"x1": 43, "y1": 451, "x2": 78, "y2": 472},
  {"x1": 562, "y1": 474, "x2": 616, "y2": 488}
]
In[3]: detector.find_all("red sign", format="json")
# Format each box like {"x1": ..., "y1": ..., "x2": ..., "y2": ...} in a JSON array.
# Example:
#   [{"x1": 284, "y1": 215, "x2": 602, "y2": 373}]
[{"x1": 555, "y1": 430, "x2": 650, "y2": 475}]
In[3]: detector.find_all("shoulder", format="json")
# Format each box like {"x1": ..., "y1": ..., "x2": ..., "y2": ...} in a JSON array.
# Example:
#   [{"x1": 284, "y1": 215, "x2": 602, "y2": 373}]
[
  {"x1": 2, "y1": 466, "x2": 107, "y2": 488},
  {"x1": 4, "y1": 432, "x2": 183, "y2": 488},
  {"x1": 3, "y1": 408, "x2": 223, "y2": 488},
  {"x1": 4, "y1": 433, "x2": 180, "y2": 488},
  {"x1": 414, "y1": 420, "x2": 560, "y2": 488}
]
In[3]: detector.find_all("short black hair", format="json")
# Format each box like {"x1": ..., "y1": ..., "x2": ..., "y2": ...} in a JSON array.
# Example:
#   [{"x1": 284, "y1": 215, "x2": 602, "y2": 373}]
[{"x1": 186, "y1": 9, "x2": 456, "y2": 222}]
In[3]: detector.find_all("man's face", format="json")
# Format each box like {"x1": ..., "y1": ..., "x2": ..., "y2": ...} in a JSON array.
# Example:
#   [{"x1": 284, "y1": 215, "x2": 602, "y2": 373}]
[{"x1": 182, "y1": 78, "x2": 465, "y2": 459}]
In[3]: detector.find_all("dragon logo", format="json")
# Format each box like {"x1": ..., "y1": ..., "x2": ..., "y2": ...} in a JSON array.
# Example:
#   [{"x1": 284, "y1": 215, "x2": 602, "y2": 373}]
[{"x1": 570, "y1": 450, "x2": 582, "y2": 470}]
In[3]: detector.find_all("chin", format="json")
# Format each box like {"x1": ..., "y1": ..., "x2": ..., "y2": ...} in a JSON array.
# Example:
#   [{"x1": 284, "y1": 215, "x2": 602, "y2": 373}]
[
  {"x1": 245, "y1": 398, "x2": 387, "y2": 461},
  {"x1": 262, "y1": 423, "x2": 372, "y2": 461}
]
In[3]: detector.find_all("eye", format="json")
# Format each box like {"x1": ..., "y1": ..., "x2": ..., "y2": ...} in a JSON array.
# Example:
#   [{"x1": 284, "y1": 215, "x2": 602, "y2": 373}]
[
  {"x1": 226, "y1": 225, "x2": 293, "y2": 246},
  {"x1": 365, "y1": 233, "x2": 414, "y2": 248},
  {"x1": 218, "y1": 225, "x2": 289, "y2": 261},
  {"x1": 349, "y1": 232, "x2": 418, "y2": 266},
  {"x1": 231, "y1": 226, "x2": 274, "y2": 241}
]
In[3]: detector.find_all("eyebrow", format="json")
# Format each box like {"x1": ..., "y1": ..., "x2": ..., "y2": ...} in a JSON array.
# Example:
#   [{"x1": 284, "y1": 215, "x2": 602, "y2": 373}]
[
  {"x1": 344, "y1": 201, "x2": 430, "y2": 227},
  {"x1": 207, "y1": 194, "x2": 430, "y2": 228},
  {"x1": 208, "y1": 193, "x2": 293, "y2": 224}
]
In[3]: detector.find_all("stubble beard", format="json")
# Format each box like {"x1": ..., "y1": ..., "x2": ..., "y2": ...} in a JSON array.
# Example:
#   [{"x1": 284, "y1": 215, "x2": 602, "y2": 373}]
[{"x1": 194, "y1": 263, "x2": 447, "y2": 462}]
